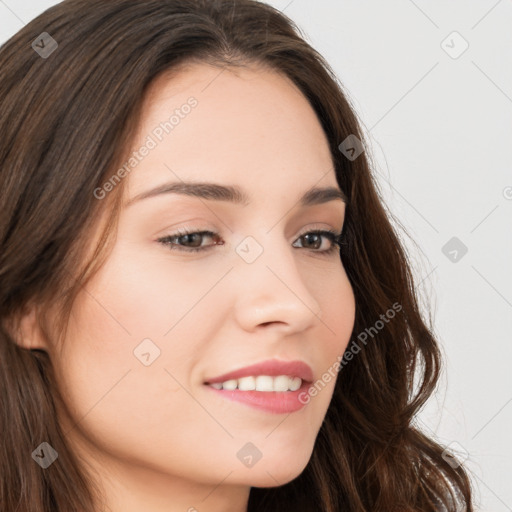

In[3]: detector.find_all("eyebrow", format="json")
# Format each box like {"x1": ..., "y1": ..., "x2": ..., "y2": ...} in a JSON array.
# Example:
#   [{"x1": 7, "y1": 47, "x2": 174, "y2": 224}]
[{"x1": 125, "y1": 181, "x2": 348, "y2": 208}]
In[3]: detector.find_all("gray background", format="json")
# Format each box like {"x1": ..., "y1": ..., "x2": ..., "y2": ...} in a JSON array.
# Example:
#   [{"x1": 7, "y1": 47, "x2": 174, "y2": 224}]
[{"x1": 1, "y1": 1, "x2": 511, "y2": 510}]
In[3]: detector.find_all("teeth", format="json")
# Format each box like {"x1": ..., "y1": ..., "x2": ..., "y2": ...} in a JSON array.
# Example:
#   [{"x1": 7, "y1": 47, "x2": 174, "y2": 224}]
[{"x1": 209, "y1": 375, "x2": 303, "y2": 392}]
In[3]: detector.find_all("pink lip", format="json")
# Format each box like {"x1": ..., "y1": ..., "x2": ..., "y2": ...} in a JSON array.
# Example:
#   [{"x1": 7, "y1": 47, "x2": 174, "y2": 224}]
[
  {"x1": 205, "y1": 380, "x2": 312, "y2": 414},
  {"x1": 204, "y1": 359, "x2": 314, "y2": 384},
  {"x1": 203, "y1": 359, "x2": 314, "y2": 414}
]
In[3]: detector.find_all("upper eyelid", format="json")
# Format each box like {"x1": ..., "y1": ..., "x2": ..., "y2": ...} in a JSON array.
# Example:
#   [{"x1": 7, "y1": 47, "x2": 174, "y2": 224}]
[{"x1": 160, "y1": 224, "x2": 343, "y2": 239}]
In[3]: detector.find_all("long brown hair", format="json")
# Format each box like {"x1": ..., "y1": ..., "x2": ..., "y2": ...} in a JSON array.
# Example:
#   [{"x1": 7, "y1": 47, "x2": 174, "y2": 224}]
[{"x1": 0, "y1": 0, "x2": 475, "y2": 510}]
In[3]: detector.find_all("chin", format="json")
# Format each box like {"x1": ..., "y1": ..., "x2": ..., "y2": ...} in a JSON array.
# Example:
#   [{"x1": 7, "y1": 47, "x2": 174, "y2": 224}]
[{"x1": 242, "y1": 456, "x2": 311, "y2": 488}]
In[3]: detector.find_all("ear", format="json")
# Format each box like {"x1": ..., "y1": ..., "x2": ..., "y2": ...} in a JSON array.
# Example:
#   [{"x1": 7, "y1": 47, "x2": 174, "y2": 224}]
[{"x1": 7, "y1": 303, "x2": 49, "y2": 351}]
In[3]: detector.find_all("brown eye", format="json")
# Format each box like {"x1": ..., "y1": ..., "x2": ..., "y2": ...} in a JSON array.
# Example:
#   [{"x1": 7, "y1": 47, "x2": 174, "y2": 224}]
[
  {"x1": 157, "y1": 230, "x2": 222, "y2": 253},
  {"x1": 292, "y1": 230, "x2": 343, "y2": 256}
]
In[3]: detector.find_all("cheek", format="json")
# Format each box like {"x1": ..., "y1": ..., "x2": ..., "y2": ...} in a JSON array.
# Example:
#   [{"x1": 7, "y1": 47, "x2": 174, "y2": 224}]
[
  {"x1": 55, "y1": 243, "x2": 215, "y2": 393},
  {"x1": 51, "y1": 240, "x2": 227, "y2": 426},
  {"x1": 316, "y1": 266, "x2": 356, "y2": 352},
  {"x1": 310, "y1": 269, "x2": 356, "y2": 397},
  {"x1": 80, "y1": 237, "x2": 224, "y2": 339},
  {"x1": 52, "y1": 282, "x2": 223, "y2": 480}
]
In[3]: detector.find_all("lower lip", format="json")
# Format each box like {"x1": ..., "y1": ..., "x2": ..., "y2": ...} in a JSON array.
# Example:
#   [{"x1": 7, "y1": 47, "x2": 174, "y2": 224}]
[{"x1": 204, "y1": 380, "x2": 312, "y2": 414}]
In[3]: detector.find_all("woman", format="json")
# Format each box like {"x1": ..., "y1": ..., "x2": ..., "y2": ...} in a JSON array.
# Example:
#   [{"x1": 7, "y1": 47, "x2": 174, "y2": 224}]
[{"x1": 0, "y1": 0, "x2": 474, "y2": 510}]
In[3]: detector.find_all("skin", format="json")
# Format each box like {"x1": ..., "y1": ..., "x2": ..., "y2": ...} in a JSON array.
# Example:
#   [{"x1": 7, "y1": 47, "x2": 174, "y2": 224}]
[{"x1": 20, "y1": 62, "x2": 356, "y2": 512}]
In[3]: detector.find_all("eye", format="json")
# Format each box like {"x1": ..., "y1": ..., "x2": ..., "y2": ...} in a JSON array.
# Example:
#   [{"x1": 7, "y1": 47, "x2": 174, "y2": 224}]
[
  {"x1": 292, "y1": 229, "x2": 344, "y2": 255},
  {"x1": 156, "y1": 228, "x2": 345, "y2": 255},
  {"x1": 157, "y1": 228, "x2": 222, "y2": 253}
]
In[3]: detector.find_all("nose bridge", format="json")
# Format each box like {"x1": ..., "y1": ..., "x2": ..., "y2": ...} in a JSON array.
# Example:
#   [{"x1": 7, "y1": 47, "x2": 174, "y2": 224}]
[{"x1": 231, "y1": 229, "x2": 322, "y2": 331}]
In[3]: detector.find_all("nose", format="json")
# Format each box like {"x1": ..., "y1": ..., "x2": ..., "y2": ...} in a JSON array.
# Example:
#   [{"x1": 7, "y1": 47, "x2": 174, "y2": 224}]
[{"x1": 231, "y1": 234, "x2": 323, "y2": 335}]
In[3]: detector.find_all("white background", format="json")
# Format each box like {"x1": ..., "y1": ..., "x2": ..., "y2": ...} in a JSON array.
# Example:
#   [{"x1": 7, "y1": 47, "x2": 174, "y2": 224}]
[{"x1": 1, "y1": 1, "x2": 511, "y2": 510}]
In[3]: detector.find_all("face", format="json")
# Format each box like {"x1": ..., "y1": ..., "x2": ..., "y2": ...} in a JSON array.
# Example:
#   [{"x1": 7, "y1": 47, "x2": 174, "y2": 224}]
[{"x1": 37, "y1": 63, "x2": 355, "y2": 506}]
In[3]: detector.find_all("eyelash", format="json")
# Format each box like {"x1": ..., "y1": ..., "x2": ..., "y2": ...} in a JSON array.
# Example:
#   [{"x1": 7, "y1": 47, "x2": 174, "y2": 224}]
[{"x1": 157, "y1": 228, "x2": 346, "y2": 256}]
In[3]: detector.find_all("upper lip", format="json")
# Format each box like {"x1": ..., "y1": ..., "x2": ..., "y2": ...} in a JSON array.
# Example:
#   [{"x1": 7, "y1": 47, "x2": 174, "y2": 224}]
[{"x1": 204, "y1": 359, "x2": 314, "y2": 384}]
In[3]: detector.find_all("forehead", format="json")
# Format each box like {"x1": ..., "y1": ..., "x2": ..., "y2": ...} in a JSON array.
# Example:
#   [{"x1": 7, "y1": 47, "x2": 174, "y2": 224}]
[{"x1": 125, "y1": 61, "x2": 337, "y2": 201}]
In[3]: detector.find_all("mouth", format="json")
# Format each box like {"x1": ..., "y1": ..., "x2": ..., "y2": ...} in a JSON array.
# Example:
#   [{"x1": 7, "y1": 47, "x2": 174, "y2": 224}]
[
  {"x1": 203, "y1": 374, "x2": 313, "y2": 414},
  {"x1": 202, "y1": 359, "x2": 314, "y2": 414}
]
